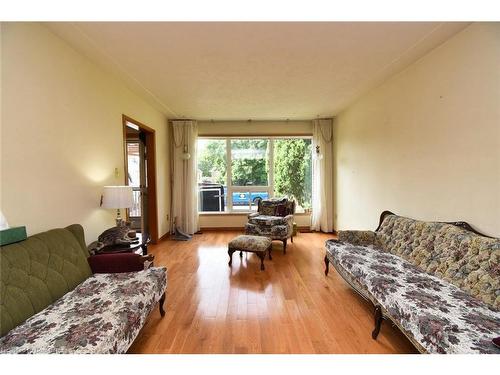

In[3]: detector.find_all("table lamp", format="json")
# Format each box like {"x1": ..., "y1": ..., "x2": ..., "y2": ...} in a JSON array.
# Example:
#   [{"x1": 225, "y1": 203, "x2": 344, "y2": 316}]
[{"x1": 101, "y1": 185, "x2": 134, "y2": 226}]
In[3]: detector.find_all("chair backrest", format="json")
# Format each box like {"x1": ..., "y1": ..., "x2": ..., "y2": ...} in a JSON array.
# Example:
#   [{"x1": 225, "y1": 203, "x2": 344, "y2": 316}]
[
  {"x1": 0, "y1": 224, "x2": 92, "y2": 336},
  {"x1": 257, "y1": 198, "x2": 296, "y2": 216}
]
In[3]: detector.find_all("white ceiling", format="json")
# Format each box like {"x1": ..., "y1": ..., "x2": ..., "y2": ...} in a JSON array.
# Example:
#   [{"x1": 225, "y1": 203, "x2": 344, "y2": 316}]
[{"x1": 47, "y1": 22, "x2": 469, "y2": 120}]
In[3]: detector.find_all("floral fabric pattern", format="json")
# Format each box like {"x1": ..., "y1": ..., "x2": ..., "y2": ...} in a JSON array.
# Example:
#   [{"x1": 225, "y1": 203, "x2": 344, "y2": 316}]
[
  {"x1": 228, "y1": 235, "x2": 271, "y2": 253},
  {"x1": 0, "y1": 267, "x2": 167, "y2": 354},
  {"x1": 245, "y1": 215, "x2": 293, "y2": 240},
  {"x1": 375, "y1": 215, "x2": 499, "y2": 308},
  {"x1": 248, "y1": 215, "x2": 288, "y2": 227},
  {"x1": 338, "y1": 230, "x2": 376, "y2": 247},
  {"x1": 326, "y1": 240, "x2": 500, "y2": 354},
  {"x1": 245, "y1": 198, "x2": 295, "y2": 241}
]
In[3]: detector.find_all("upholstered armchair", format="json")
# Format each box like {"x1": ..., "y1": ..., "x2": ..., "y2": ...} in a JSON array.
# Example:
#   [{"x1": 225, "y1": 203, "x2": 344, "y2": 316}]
[{"x1": 245, "y1": 198, "x2": 295, "y2": 253}]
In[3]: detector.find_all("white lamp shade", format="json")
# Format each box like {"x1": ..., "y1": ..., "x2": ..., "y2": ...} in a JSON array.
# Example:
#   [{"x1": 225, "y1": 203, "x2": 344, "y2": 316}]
[{"x1": 101, "y1": 186, "x2": 134, "y2": 209}]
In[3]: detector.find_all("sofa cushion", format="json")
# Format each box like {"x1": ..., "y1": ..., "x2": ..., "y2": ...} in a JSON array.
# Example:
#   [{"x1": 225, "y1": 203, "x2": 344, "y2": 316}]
[
  {"x1": 248, "y1": 215, "x2": 287, "y2": 227},
  {"x1": 325, "y1": 240, "x2": 500, "y2": 354},
  {"x1": 0, "y1": 267, "x2": 167, "y2": 353},
  {"x1": 0, "y1": 225, "x2": 92, "y2": 337}
]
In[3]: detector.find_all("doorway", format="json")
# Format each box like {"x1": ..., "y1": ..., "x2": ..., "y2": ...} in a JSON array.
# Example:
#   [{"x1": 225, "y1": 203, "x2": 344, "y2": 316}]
[{"x1": 123, "y1": 115, "x2": 159, "y2": 244}]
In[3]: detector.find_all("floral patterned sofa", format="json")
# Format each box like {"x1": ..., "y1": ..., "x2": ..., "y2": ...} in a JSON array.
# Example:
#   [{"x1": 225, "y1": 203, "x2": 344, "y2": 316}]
[
  {"x1": 0, "y1": 224, "x2": 167, "y2": 353},
  {"x1": 245, "y1": 198, "x2": 295, "y2": 253},
  {"x1": 324, "y1": 211, "x2": 499, "y2": 354}
]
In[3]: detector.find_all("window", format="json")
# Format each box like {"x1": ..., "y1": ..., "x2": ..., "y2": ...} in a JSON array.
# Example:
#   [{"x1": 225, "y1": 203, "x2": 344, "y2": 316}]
[{"x1": 197, "y1": 137, "x2": 312, "y2": 213}]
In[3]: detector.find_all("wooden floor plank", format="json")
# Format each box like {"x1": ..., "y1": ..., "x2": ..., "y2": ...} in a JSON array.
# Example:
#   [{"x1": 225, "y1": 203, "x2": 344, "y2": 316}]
[{"x1": 128, "y1": 231, "x2": 417, "y2": 354}]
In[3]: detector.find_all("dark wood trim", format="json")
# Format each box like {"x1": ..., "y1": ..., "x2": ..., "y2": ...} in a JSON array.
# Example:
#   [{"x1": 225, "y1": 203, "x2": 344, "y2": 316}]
[
  {"x1": 122, "y1": 114, "x2": 159, "y2": 244},
  {"x1": 159, "y1": 292, "x2": 166, "y2": 317},
  {"x1": 372, "y1": 306, "x2": 383, "y2": 340},
  {"x1": 124, "y1": 114, "x2": 156, "y2": 133},
  {"x1": 376, "y1": 210, "x2": 395, "y2": 231}
]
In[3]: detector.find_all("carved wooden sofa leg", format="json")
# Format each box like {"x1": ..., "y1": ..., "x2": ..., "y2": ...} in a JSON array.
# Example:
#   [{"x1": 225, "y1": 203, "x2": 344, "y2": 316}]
[
  {"x1": 372, "y1": 305, "x2": 383, "y2": 339},
  {"x1": 282, "y1": 239, "x2": 287, "y2": 254},
  {"x1": 324, "y1": 255, "x2": 330, "y2": 276},
  {"x1": 159, "y1": 292, "x2": 166, "y2": 317}
]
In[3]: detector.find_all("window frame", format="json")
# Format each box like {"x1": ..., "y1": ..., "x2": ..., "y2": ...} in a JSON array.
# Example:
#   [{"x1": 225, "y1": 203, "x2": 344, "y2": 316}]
[{"x1": 198, "y1": 135, "x2": 312, "y2": 214}]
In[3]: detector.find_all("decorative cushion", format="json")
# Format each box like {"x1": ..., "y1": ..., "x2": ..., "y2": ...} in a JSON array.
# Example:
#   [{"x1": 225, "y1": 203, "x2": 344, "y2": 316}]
[
  {"x1": 326, "y1": 240, "x2": 500, "y2": 354},
  {"x1": 261, "y1": 205, "x2": 276, "y2": 216},
  {"x1": 275, "y1": 204, "x2": 287, "y2": 217},
  {"x1": 228, "y1": 235, "x2": 271, "y2": 253},
  {"x1": 0, "y1": 267, "x2": 167, "y2": 354}
]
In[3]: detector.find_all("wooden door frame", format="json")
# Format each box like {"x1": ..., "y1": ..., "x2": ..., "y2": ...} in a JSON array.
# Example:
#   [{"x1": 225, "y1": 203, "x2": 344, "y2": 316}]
[{"x1": 122, "y1": 114, "x2": 159, "y2": 244}]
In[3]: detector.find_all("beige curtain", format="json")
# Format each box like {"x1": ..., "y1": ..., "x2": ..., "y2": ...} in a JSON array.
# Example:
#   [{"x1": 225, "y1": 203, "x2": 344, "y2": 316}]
[
  {"x1": 311, "y1": 118, "x2": 334, "y2": 232},
  {"x1": 170, "y1": 120, "x2": 199, "y2": 234}
]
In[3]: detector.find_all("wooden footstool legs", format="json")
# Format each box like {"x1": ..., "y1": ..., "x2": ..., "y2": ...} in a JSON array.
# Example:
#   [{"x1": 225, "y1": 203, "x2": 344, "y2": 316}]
[
  {"x1": 228, "y1": 248, "x2": 268, "y2": 270},
  {"x1": 228, "y1": 249, "x2": 235, "y2": 266}
]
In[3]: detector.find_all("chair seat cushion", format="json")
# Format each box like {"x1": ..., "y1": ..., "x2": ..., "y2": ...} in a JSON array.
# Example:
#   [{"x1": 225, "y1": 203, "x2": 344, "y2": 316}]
[
  {"x1": 228, "y1": 235, "x2": 271, "y2": 252},
  {"x1": 325, "y1": 240, "x2": 500, "y2": 354},
  {"x1": 0, "y1": 267, "x2": 167, "y2": 354},
  {"x1": 248, "y1": 215, "x2": 287, "y2": 226}
]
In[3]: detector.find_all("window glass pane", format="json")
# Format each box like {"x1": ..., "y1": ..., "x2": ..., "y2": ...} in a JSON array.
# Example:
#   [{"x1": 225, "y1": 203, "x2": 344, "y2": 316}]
[
  {"x1": 274, "y1": 138, "x2": 312, "y2": 213},
  {"x1": 231, "y1": 139, "x2": 269, "y2": 186},
  {"x1": 232, "y1": 191, "x2": 251, "y2": 211},
  {"x1": 231, "y1": 191, "x2": 268, "y2": 211},
  {"x1": 126, "y1": 142, "x2": 142, "y2": 217},
  {"x1": 126, "y1": 142, "x2": 140, "y2": 187},
  {"x1": 197, "y1": 139, "x2": 227, "y2": 212}
]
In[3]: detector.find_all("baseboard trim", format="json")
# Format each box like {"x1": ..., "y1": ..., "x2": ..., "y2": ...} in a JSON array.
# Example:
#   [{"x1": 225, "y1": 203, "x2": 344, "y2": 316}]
[
  {"x1": 200, "y1": 227, "x2": 244, "y2": 231},
  {"x1": 199, "y1": 226, "x2": 313, "y2": 233},
  {"x1": 158, "y1": 231, "x2": 170, "y2": 241}
]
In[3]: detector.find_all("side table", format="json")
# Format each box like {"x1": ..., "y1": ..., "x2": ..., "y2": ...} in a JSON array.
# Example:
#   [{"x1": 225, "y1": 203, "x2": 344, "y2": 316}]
[{"x1": 88, "y1": 232, "x2": 151, "y2": 255}]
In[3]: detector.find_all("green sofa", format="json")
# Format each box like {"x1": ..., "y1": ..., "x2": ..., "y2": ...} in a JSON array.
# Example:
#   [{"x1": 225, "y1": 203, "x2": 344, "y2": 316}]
[{"x1": 0, "y1": 224, "x2": 167, "y2": 353}]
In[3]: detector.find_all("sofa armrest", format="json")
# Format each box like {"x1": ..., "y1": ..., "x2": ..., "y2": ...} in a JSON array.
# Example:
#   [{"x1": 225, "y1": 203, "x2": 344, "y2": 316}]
[
  {"x1": 88, "y1": 253, "x2": 154, "y2": 273},
  {"x1": 248, "y1": 212, "x2": 259, "y2": 219},
  {"x1": 338, "y1": 230, "x2": 375, "y2": 246}
]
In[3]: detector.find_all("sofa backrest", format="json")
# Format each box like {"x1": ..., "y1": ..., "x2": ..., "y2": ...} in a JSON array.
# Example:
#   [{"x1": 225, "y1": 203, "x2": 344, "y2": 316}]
[
  {"x1": 0, "y1": 224, "x2": 92, "y2": 337},
  {"x1": 375, "y1": 214, "x2": 499, "y2": 309}
]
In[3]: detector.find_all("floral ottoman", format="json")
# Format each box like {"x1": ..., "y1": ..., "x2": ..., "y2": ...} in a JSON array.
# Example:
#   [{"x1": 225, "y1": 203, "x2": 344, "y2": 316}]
[
  {"x1": 0, "y1": 267, "x2": 167, "y2": 354},
  {"x1": 228, "y1": 235, "x2": 272, "y2": 271}
]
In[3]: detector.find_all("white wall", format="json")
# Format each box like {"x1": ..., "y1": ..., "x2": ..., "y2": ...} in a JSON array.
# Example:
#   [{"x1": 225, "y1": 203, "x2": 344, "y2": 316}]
[
  {"x1": 1, "y1": 23, "x2": 170, "y2": 243},
  {"x1": 334, "y1": 23, "x2": 500, "y2": 236}
]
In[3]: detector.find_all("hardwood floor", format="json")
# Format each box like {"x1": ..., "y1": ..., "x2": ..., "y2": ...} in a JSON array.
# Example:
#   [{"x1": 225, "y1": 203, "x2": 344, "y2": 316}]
[{"x1": 128, "y1": 231, "x2": 417, "y2": 354}]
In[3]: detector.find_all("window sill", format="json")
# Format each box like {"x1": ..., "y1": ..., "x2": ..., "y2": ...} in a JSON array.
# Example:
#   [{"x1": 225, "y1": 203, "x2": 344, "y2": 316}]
[{"x1": 199, "y1": 212, "x2": 312, "y2": 216}]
